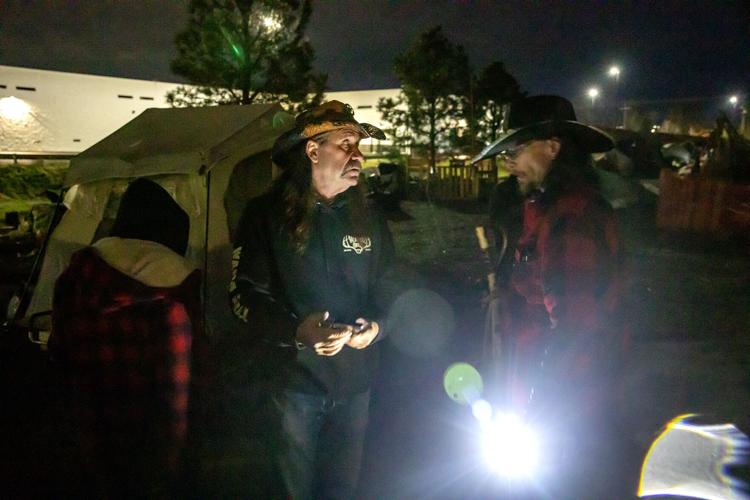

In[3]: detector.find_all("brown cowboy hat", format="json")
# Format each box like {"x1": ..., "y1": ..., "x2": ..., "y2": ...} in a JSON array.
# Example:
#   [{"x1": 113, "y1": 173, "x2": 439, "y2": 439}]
[
  {"x1": 471, "y1": 95, "x2": 614, "y2": 163},
  {"x1": 272, "y1": 100, "x2": 386, "y2": 166}
]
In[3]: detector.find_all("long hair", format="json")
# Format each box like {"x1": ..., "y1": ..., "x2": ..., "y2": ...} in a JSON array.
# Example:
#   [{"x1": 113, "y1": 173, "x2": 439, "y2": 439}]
[
  {"x1": 270, "y1": 139, "x2": 316, "y2": 251},
  {"x1": 270, "y1": 135, "x2": 370, "y2": 253},
  {"x1": 543, "y1": 134, "x2": 600, "y2": 202}
]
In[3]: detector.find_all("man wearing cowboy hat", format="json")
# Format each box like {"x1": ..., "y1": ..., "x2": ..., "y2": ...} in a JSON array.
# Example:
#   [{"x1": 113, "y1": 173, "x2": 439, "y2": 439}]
[
  {"x1": 474, "y1": 95, "x2": 628, "y2": 493},
  {"x1": 229, "y1": 101, "x2": 395, "y2": 499}
]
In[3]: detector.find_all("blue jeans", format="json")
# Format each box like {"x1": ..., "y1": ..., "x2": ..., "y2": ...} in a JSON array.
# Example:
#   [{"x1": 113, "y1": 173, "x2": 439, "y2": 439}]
[{"x1": 271, "y1": 389, "x2": 370, "y2": 500}]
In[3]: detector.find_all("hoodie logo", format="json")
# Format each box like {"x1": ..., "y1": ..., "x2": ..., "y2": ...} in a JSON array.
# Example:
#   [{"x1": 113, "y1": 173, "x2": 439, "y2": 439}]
[{"x1": 342, "y1": 235, "x2": 371, "y2": 254}]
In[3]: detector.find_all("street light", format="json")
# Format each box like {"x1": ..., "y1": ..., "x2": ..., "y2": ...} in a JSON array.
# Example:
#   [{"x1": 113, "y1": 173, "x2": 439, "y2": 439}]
[
  {"x1": 728, "y1": 95, "x2": 745, "y2": 133},
  {"x1": 608, "y1": 65, "x2": 621, "y2": 84},
  {"x1": 587, "y1": 87, "x2": 600, "y2": 106}
]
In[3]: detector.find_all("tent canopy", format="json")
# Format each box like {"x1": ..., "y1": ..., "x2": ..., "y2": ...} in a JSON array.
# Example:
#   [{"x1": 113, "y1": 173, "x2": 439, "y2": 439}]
[
  {"x1": 27, "y1": 103, "x2": 290, "y2": 339},
  {"x1": 65, "y1": 104, "x2": 293, "y2": 187}
]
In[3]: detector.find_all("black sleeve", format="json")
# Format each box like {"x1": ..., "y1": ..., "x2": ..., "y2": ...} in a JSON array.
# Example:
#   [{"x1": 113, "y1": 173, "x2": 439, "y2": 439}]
[
  {"x1": 368, "y1": 207, "x2": 398, "y2": 340},
  {"x1": 229, "y1": 200, "x2": 300, "y2": 347}
]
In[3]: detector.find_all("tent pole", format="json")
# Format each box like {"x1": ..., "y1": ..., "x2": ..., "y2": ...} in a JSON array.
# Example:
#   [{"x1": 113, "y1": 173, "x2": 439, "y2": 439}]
[
  {"x1": 203, "y1": 169, "x2": 211, "y2": 337},
  {"x1": 7, "y1": 186, "x2": 66, "y2": 331}
]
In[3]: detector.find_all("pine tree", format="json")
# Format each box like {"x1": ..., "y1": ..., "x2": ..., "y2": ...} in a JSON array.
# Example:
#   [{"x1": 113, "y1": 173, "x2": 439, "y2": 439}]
[
  {"x1": 473, "y1": 61, "x2": 523, "y2": 147},
  {"x1": 377, "y1": 26, "x2": 470, "y2": 175},
  {"x1": 168, "y1": 0, "x2": 326, "y2": 110}
]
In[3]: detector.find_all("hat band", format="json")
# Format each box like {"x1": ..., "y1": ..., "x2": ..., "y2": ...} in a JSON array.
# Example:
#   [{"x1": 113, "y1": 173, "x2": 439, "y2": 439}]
[{"x1": 302, "y1": 121, "x2": 363, "y2": 139}]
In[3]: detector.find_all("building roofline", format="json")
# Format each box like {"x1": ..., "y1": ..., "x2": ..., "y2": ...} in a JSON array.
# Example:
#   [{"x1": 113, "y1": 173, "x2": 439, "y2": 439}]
[{"x1": 0, "y1": 151, "x2": 77, "y2": 160}]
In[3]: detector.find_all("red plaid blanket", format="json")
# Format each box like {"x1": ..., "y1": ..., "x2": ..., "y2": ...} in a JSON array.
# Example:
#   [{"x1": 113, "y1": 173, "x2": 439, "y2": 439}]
[{"x1": 50, "y1": 247, "x2": 202, "y2": 489}]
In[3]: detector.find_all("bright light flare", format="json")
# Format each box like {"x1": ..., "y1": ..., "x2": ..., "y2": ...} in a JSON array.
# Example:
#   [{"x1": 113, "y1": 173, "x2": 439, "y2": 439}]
[
  {"x1": 482, "y1": 411, "x2": 540, "y2": 477},
  {"x1": 587, "y1": 87, "x2": 600, "y2": 99},
  {"x1": 729, "y1": 95, "x2": 739, "y2": 106},
  {"x1": 608, "y1": 66, "x2": 621, "y2": 78},
  {"x1": 471, "y1": 398, "x2": 493, "y2": 424},
  {"x1": 0, "y1": 96, "x2": 32, "y2": 121},
  {"x1": 261, "y1": 15, "x2": 281, "y2": 31}
]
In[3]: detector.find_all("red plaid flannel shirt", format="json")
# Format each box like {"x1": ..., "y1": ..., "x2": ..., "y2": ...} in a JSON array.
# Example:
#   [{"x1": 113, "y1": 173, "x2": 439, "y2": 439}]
[
  {"x1": 508, "y1": 186, "x2": 626, "y2": 410},
  {"x1": 50, "y1": 247, "x2": 202, "y2": 475}
]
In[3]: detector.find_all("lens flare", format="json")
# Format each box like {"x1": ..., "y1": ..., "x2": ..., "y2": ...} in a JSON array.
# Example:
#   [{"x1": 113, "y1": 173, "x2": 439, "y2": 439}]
[
  {"x1": 471, "y1": 398, "x2": 493, "y2": 423},
  {"x1": 482, "y1": 411, "x2": 540, "y2": 477},
  {"x1": 443, "y1": 362, "x2": 483, "y2": 405},
  {"x1": 639, "y1": 414, "x2": 750, "y2": 498},
  {"x1": 388, "y1": 288, "x2": 454, "y2": 357}
]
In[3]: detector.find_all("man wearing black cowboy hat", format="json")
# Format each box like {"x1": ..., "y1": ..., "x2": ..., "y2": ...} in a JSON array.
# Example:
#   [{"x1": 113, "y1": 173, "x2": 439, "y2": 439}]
[
  {"x1": 474, "y1": 95, "x2": 629, "y2": 494},
  {"x1": 229, "y1": 101, "x2": 395, "y2": 499}
]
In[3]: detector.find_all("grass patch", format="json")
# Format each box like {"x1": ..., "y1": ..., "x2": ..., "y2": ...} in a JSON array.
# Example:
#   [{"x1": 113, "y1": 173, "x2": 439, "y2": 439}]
[
  {"x1": 0, "y1": 162, "x2": 66, "y2": 199},
  {"x1": 0, "y1": 199, "x2": 52, "y2": 220},
  {"x1": 0, "y1": 162, "x2": 67, "y2": 220}
]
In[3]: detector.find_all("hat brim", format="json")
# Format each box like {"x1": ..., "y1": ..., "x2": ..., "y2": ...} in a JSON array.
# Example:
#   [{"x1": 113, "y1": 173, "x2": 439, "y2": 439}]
[
  {"x1": 272, "y1": 122, "x2": 386, "y2": 166},
  {"x1": 471, "y1": 120, "x2": 614, "y2": 163}
]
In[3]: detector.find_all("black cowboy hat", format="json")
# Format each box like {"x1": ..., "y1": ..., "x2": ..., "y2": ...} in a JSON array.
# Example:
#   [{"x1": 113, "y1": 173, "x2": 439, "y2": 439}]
[
  {"x1": 471, "y1": 95, "x2": 614, "y2": 163},
  {"x1": 272, "y1": 100, "x2": 386, "y2": 167}
]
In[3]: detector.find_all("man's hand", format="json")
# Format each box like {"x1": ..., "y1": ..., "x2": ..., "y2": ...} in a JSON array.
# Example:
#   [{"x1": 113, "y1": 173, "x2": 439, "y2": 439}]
[
  {"x1": 346, "y1": 318, "x2": 379, "y2": 350},
  {"x1": 296, "y1": 312, "x2": 352, "y2": 356}
]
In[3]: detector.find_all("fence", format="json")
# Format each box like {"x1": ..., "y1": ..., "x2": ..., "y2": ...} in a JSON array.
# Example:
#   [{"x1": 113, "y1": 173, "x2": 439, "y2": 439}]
[
  {"x1": 407, "y1": 159, "x2": 499, "y2": 201},
  {"x1": 657, "y1": 168, "x2": 750, "y2": 236},
  {"x1": 433, "y1": 161, "x2": 476, "y2": 200}
]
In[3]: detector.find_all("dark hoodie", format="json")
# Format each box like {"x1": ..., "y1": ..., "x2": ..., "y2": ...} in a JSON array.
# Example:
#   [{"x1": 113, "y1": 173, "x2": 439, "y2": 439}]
[{"x1": 230, "y1": 187, "x2": 395, "y2": 396}]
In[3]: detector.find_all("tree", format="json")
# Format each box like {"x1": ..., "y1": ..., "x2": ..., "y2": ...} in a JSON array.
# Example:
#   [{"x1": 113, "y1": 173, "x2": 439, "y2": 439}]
[
  {"x1": 473, "y1": 61, "x2": 522, "y2": 148},
  {"x1": 377, "y1": 26, "x2": 470, "y2": 175},
  {"x1": 168, "y1": 0, "x2": 326, "y2": 110}
]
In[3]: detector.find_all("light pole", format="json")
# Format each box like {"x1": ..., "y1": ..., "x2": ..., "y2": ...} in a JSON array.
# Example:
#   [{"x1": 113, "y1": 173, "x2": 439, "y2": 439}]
[
  {"x1": 728, "y1": 95, "x2": 745, "y2": 134},
  {"x1": 608, "y1": 65, "x2": 621, "y2": 84},
  {"x1": 608, "y1": 65, "x2": 622, "y2": 127},
  {"x1": 587, "y1": 87, "x2": 600, "y2": 106},
  {"x1": 587, "y1": 87, "x2": 600, "y2": 124}
]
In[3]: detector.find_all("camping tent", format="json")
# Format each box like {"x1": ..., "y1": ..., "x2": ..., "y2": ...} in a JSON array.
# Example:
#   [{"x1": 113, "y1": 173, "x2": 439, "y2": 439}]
[{"x1": 24, "y1": 103, "x2": 293, "y2": 338}]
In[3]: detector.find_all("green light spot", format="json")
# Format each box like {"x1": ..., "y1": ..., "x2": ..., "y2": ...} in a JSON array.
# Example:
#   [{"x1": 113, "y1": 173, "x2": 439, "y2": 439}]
[{"x1": 443, "y1": 362, "x2": 483, "y2": 405}]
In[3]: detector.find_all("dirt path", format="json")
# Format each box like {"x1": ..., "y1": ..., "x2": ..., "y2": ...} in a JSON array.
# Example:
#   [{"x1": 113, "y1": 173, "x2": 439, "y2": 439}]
[{"x1": 3, "y1": 198, "x2": 747, "y2": 497}]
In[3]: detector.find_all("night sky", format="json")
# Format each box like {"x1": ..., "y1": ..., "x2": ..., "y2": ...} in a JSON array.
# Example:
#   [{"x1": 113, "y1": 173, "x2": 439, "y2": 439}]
[{"x1": 1, "y1": 0, "x2": 748, "y2": 102}]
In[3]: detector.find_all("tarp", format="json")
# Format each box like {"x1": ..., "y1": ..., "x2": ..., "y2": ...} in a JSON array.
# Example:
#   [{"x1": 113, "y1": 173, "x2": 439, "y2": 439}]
[
  {"x1": 26, "y1": 103, "x2": 293, "y2": 339},
  {"x1": 596, "y1": 167, "x2": 643, "y2": 209},
  {"x1": 65, "y1": 104, "x2": 292, "y2": 186}
]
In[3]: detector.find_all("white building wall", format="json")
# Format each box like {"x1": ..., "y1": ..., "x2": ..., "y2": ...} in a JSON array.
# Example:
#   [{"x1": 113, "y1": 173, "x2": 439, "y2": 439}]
[
  {"x1": 328, "y1": 88, "x2": 400, "y2": 130},
  {"x1": 0, "y1": 65, "x2": 400, "y2": 155},
  {"x1": 0, "y1": 65, "x2": 181, "y2": 153}
]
